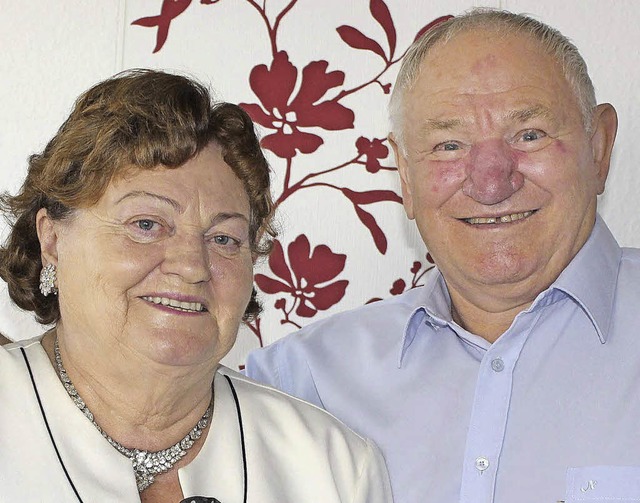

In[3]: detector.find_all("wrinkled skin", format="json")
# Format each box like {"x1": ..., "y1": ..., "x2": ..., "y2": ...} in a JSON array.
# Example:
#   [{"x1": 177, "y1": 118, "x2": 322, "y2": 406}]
[{"x1": 391, "y1": 29, "x2": 617, "y2": 340}]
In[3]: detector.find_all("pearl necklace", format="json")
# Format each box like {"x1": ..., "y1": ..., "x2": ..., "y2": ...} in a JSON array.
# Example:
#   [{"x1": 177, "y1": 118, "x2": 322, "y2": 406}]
[{"x1": 53, "y1": 337, "x2": 213, "y2": 492}]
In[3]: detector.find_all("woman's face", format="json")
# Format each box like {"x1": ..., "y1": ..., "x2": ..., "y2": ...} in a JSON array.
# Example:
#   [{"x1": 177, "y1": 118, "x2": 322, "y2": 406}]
[{"x1": 42, "y1": 143, "x2": 253, "y2": 368}]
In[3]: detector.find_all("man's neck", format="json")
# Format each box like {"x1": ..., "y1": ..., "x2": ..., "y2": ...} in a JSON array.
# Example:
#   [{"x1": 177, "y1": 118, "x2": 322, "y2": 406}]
[{"x1": 448, "y1": 287, "x2": 535, "y2": 343}]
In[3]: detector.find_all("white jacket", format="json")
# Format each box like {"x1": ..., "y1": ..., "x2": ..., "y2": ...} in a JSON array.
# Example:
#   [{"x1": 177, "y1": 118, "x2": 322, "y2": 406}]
[{"x1": 0, "y1": 337, "x2": 393, "y2": 502}]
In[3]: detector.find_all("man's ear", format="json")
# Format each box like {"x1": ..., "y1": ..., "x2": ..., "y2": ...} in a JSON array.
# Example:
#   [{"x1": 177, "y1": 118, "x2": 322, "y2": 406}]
[
  {"x1": 388, "y1": 133, "x2": 415, "y2": 220},
  {"x1": 36, "y1": 208, "x2": 60, "y2": 266},
  {"x1": 590, "y1": 103, "x2": 618, "y2": 195}
]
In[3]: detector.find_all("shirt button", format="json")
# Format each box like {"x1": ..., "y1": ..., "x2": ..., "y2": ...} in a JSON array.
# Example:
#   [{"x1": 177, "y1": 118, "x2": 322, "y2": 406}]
[
  {"x1": 491, "y1": 358, "x2": 505, "y2": 372},
  {"x1": 475, "y1": 456, "x2": 490, "y2": 472}
]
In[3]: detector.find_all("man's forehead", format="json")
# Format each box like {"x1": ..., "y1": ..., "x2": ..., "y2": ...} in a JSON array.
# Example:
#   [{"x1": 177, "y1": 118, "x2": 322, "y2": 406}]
[
  {"x1": 421, "y1": 27, "x2": 559, "y2": 77},
  {"x1": 418, "y1": 104, "x2": 556, "y2": 132},
  {"x1": 408, "y1": 28, "x2": 570, "y2": 103}
]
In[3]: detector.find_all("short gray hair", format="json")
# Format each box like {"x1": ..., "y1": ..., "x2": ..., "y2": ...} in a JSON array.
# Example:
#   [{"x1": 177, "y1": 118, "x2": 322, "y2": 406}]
[{"x1": 389, "y1": 8, "x2": 597, "y2": 150}]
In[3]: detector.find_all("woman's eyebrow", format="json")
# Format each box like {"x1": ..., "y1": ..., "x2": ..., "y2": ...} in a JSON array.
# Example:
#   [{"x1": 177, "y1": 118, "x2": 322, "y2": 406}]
[
  {"x1": 210, "y1": 212, "x2": 250, "y2": 226},
  {"x1": 115, "y1": 191, "x2": 182, "y2": 211}
]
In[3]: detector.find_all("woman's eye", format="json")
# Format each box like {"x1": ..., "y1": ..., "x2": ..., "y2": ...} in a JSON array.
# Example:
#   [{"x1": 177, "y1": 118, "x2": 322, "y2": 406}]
[
  {"x1": 214, "y1": 235, "x2": 231, "y2": 245},
  {"x1": 126, "y1": 218, "x2": 168, "y2": 243},
  {"x1": 136, "y1": 219, "x2": 157, "y2": 231},
  {"x1": 212, "y1": 235, "x2": 242, "y2": 250}
]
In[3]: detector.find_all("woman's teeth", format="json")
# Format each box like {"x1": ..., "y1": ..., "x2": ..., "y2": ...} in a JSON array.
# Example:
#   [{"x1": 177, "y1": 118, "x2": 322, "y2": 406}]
[{"x1": 142, "y1": 296, "x2": 206, "y2": 312}]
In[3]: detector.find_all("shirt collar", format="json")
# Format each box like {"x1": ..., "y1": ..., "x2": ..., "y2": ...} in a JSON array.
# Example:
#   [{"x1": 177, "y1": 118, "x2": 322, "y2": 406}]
[
  {"x1": 399, "y1": 215, "x2": 622, "y2": 364},
  {"x1": 398, "y1": 270, "x2": 451, "y2": 367},
  {"x1": 549, "y1": 215, "x2": 621, "y2": 344}
]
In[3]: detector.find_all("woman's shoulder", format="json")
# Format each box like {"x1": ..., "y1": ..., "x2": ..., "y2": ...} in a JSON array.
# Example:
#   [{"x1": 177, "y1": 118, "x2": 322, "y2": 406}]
[
  {"x1": 1, "y1": 334, "x2": 45, "y2": 353},
  {"x1": 0, "y1": 335, "x2": 48, "y2": 381}
]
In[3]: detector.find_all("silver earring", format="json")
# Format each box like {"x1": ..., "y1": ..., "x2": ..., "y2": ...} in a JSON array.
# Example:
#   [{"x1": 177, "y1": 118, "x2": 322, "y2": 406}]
[{"x1": 39, "y1": 263, "x2": 58, "y2": 297}]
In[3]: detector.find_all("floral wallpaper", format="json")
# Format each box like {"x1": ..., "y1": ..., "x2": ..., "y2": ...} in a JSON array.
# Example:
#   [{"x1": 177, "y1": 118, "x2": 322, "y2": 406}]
[{"x1": 127, "y1": 0, "x2": 449, "y2": 365}]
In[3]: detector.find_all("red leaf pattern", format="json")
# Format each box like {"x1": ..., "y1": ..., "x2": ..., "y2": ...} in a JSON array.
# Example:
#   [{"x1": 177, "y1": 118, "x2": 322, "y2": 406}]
[
  {"x1": 131, "y1": 0, "x2": 192, "y2": 53},
  {"x1": 370, "y1": 0, "x2": 396, "y2": 56},
  {"x1": 353, "y1": 204, "x2": 388, "y2": 254},
  {"x1": 336, "y1": 25, "x2": 387, "y2": 60},
  {"x1": 414, "y1": 14, "x2": 454, "y2": 42}
]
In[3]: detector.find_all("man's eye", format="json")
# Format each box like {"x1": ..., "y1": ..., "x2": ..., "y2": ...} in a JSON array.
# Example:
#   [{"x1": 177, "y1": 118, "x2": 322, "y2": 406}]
[
  {"x1": 434, "y1": 141, "x2": 461, "y2": 152},
  {"x1": 520, "y1": 129, "x2": 546, "y2": 142}
]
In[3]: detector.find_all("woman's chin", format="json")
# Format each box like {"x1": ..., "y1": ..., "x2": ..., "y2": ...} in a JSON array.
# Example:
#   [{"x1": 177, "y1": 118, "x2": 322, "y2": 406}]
[{"x1": 132, "y1": 328, "x2": 232, "y2": 369}]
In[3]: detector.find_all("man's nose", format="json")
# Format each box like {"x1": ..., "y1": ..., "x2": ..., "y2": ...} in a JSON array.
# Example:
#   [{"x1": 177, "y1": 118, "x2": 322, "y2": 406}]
[
  {"x1": 462, "y1": 140, "x2": 524, "y2": 205},
  {"x1": 161, "y1": 234, "x2": 212, "y2": 284}
]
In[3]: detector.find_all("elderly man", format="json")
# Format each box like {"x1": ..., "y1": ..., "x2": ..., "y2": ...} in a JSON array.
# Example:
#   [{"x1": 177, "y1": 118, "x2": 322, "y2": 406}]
[{"x1": 246, "y1": 9, "x2": 639, "y2": 503}]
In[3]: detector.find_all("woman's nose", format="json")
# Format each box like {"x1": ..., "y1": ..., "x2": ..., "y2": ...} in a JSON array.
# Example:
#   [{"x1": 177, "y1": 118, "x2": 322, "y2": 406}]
[{"x1": 161, "y1": 234, "x2": 212, "y2": 283}]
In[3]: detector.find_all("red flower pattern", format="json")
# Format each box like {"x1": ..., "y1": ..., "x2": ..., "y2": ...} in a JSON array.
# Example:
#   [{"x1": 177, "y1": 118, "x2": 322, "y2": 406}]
[
  {"x1": 255, "y1": 235, "x2": 348, "y2": 318},
  {"x1": 240, "y1": 51, "x2": 355, "y2": 159},
  {"x1": 356, "y1": 137, "x2": 389, "y2": 173}
]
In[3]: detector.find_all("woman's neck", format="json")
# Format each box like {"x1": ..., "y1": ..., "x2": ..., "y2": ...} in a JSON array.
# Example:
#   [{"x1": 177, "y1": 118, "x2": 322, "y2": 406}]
[{"x1": 41, "y1": 328, "x2": 215, "y2": 452}]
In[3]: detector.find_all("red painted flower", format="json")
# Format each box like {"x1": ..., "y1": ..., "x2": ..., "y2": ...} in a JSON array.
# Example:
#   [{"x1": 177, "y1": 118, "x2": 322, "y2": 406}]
[
  {"x1": 255, "y1": 235, "x2": 348, "y2": 317},
  {"x1": 356, "y1": 136, "x2": 389, "y2": 173},
  {"x1": 240, "y1": 51, "x2": 355, "y2": 159}
]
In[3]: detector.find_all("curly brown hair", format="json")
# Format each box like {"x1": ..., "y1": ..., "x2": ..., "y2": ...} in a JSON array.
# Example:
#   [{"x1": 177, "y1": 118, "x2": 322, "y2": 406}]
[{"x1": 0, "y1": 69, "x2": 275, "y2": 325}]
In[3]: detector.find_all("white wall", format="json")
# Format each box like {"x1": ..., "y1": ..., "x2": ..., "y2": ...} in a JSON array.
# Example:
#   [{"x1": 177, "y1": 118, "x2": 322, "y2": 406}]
[{"x1": 2, "y1": 1, "x2": 638, "y2": 368}]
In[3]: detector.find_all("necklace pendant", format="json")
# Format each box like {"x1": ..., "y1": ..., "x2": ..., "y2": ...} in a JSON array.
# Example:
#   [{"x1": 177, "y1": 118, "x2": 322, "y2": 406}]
[
  {"x1": 136, "y1": 472, "x2": 154, "y2": 493},
  {"x1": 132, "y1": 450, "x2": 155, "y2": 492}
]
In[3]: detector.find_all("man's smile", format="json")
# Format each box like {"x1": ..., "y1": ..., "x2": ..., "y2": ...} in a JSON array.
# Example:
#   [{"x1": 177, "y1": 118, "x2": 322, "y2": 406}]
[{"x1": 462, "y1": 210, "x2": 536, "y2": 225}]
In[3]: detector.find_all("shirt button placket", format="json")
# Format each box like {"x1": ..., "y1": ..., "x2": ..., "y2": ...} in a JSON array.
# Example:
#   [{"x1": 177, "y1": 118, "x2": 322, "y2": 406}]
[{"x1": 460, "y1": 350, "x2": 517, "y2": 503}]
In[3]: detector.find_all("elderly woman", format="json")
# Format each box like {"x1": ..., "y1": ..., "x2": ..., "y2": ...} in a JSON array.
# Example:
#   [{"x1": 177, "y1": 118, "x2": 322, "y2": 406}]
[{"x1": 0, "y1": 70, "x2": 392, "y2": 502}]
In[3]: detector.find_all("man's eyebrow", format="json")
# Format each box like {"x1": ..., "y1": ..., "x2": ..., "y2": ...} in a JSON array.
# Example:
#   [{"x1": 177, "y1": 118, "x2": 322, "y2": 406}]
[
  {"x1": 115, "y1": 191, "x2": 182, "y2": 211},
  {"x1": 507, "y1": 105, "x2": 553, "y2": 123},
  {"x1": 421, "y1": 117, "x2": 465, "y2": 132}
]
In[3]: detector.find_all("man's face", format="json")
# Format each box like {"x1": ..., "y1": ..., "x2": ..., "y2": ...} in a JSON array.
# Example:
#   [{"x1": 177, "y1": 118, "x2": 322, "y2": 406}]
[{"x1": 393, "y1": 29, "x2": 613, "y2": 309}]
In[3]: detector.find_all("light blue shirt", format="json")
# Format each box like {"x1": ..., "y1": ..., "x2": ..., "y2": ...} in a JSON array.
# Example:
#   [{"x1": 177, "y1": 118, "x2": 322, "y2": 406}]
[{"x1": 245, "y1": 217, "x2": 640, "y2": 503}]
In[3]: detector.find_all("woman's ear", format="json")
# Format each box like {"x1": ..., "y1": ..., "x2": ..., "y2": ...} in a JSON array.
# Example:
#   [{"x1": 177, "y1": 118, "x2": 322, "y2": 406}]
[{"x1": 36, "y1": 208, "x2": 59, "y2": 266}]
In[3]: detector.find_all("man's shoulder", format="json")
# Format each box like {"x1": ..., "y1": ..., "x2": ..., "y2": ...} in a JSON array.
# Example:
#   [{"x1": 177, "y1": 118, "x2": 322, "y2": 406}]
[
  {"x1": 244, "y1": 285, "x2": 428, "y2": 396},
  {"x1": 291, "y1": 287, "x2": 424, "y2": 337},
  {"x1": 282, "y1": 284, "x2": 426, "y2": 345},
  {"x1": 621, "y1": 246, "x2": 640, "y2": 263},
  {"x1": 219, "y1": 366, "x2": 371, "y2": 444},
  {"x1": 617, "y1": 246, "x2": 640, "y2": 293}
]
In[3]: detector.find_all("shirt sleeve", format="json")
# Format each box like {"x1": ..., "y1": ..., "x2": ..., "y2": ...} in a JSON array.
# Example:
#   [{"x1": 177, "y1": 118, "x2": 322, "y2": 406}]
[
  {"x1": 244, "y1": 339, "x2": 325, "y2": 408},
  {"x1": 351, "y1": 439, "x2": 394, "y2": 503}
]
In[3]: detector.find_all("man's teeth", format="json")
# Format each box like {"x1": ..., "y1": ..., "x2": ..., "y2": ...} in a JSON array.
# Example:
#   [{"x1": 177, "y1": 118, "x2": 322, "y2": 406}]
[
  {"x1": 465, "y1": 211, "x2": 534, "y2": 225},
  {"x1": 142, "y1": 296, "x2": 206, "y2": 312}
]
